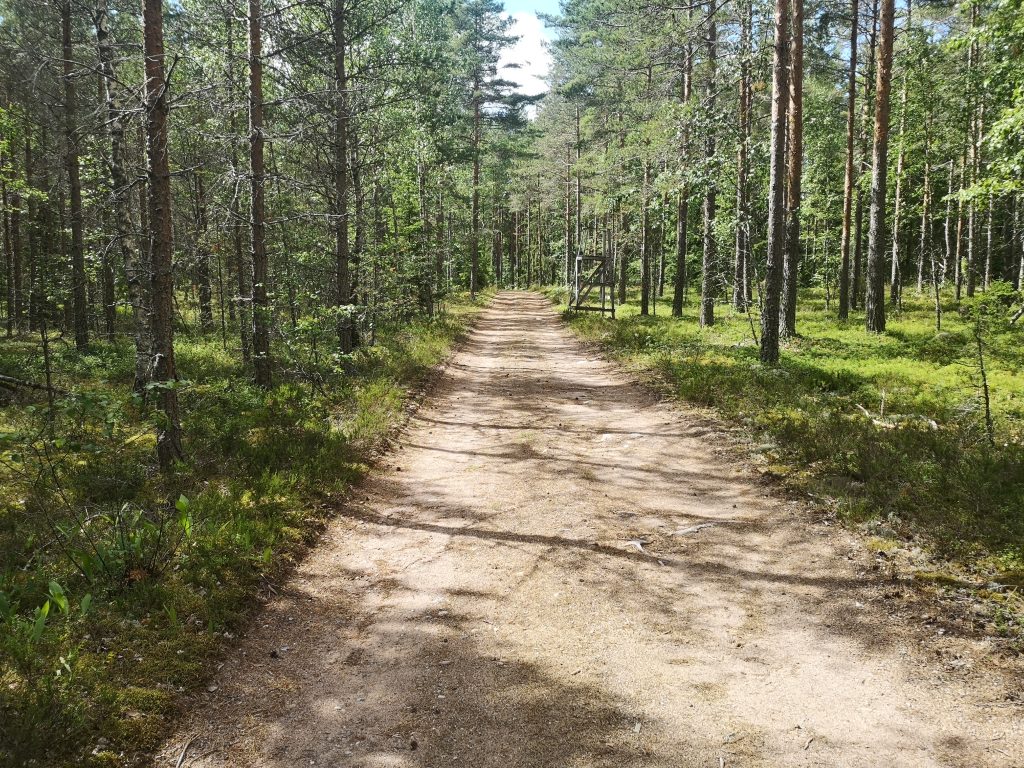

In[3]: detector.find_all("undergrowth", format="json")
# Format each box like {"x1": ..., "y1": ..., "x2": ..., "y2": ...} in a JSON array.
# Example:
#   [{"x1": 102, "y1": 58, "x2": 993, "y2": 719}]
[
  {"x1": 0, "y1": 293, "x2": 486, "y2": 767},
  {"x1": 550, "y1": 285, "x2": 1024, "y2": 615}
]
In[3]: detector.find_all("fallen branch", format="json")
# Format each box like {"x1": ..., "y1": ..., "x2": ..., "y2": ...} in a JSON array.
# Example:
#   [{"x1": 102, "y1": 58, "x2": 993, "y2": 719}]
[{"x1": 0, "y1": 373, "x2": 66, "y2": 395}]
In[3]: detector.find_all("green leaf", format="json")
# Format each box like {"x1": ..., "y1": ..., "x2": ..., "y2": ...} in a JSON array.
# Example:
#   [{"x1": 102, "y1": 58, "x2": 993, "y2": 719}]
[
  {"x1": 48, "y1": 581, "x2": 69, "y2": 614},
  {"x1": 177, "y1": 495, "x2": 193, "y2": 537},
  {"x1": 31, "y1": 600, "x2": 50, "y2": 643},
  {"x1": 80, "y1": 593, "x2": 93, "y2": 617}
]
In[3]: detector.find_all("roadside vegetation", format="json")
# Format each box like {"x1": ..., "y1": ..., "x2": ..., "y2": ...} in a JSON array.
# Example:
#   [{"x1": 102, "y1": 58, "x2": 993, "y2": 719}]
[
  {"x1": 551, "y1": 286, "x2": 1024, "y2": 639},
  {"x1": 0, "y1": 295, "x2": 484, "y2": 768}
]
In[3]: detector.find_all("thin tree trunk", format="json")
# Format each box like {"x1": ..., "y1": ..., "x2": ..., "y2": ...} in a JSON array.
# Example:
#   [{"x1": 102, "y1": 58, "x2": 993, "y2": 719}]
[
  {"x1": 249, "y1": 0, "x2": 271, "y2": 386},
  {"x1": 565, "y1": 142, "x2": 573, "y2": 288},
  {"x1": 641, "y1": 160, "x2": 651, "y2": 316},
  {"x1": 671, "y1": 32, "x2": 693, "y2": 317},
  {"x1": 333, "y1": 0, "x2": 353, "y2": 352},
  {"x1": 853, "y1": 0, "x2": 880, "y2": 311},
  {"x1": 917, "y1": 121, "x2": 930, "y2": 295},
  {"x1": 143, "y1": 0, "x2": 183, "y2": 469},
  {"x1": 699, "y1": 12, "x2": 717, "y2": 328},
  {"x1": 781, "y1": 0, "x2": 803, "y2": 336},
  {"x1": 865, "y1": 0, "x2": 895, "y2": 332},
  {"x1": 760, "y1": 0, "x2": 790, "y2": 363},
  {"x1": 965, "y1": 3, "x2": 981, "y2": 298},
  {"x1": 733, "y1": 0, "x2": 752, "y2": 312},
  {"x1": 944, "y1": 160, "x2": 955, "y2": 283},
  {"x1": 838, "y1": 0, "x2": 859, "y2": 320},
  {"x1": 62, "y1": 1, "x2": 88, "y2": 350},
  {"x1": 470, "y1": 74, "x2": 481, "y2": 297},
  {"x1": 195, "y1": 170, "x2": 214, "y2": 330},
  {"x1": 888, "y1": 0, "x2": 911, "y2": 307},
  {"x1": 984, "y1": 193, "x2": 993, "y2": 289},
  {"x1": 226, "y1": 3, "x2": 250, "y2": 357},
  {"x1": 10, "y1": 175, "x2": 22, "y2": 333},
  {"x1": 2, "y1": 178, "x2": 12, "y2": 338}
]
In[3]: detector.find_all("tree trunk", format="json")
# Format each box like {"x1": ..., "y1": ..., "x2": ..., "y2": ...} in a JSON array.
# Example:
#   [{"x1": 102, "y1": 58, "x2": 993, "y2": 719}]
[
  {"x1": 733, "y1": 0, "x2": 752, "y2": 313},
  {"x1": 143, "y1": 0, "x2": 183, "y2": 469},
  {"x1": 564, "y1": 142, "x2": 573, "y2": 288},
  {"x1": 853, "y1": 0, "x2": 879, "y2": 310},
  {"x1": 470, "y1": 74, "x2": 481, "y2": 297},
  {"x1": 965, "y1": 3, "x2": 981, "y2": 298},
  {"x1": 638, "y1": 160, "x2": 647, "y2": 317},
  {"x1": 864, "y1": 0, "x2": 894, "y2": 333},
  {"x1": 943, "y1": 160, "x2": 955, "y2": 283},
  {"x1": 760, "y1": 0, "x2": 790, "y2": 363},
  {"x1": 333, "y1": 0, "x2": 354, "y2": 352},
  {"x1": 699, "y1": 12, "x2": 717, "y2": 328},
  {"x1": 195, "y1": 170, "x2": 214, "y2": 330},
  {"x1": 248, "y1": 0, "x2": 271, "y2": 386},
  {"x1": 917, "y1": 122, "x2": 930, "y2": 295},
  {"x1": 671, "y1": 32, "x2": 693, "y2": 317},
  {"x1": 10, "y1": 177, "x2": 22, "y2": 333},
  {"x1": 838, "y1": 0, "x2": 859, "y2": 320},
  {"x1": 62, "y1": 1, "x2": 88, "y2": 350},
  {"x1": 781, "y1": 0, "x2": 803, "y2": 336},
  {"x1": 3, "y1": 179, "x2": 12, "y2": 338},
  {"x1": 888, "y1": 0, "x2": 911, "y2": 306}
]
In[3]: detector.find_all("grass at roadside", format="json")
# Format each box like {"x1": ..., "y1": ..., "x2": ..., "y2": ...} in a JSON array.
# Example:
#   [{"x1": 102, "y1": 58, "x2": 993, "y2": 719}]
[
  {"x1": 548, "y1": 286, "x2": 1024, "y2": 636},
  {"x1": 0, "y1": 293, "x2": 487, "y2": 768}
]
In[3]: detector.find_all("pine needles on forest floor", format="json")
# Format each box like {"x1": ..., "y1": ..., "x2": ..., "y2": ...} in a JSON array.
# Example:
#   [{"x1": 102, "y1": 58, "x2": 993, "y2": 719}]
[
  {"x1": 0, "y1": 293, "x2": 487, "y2": 768},
  {"x1": 550, "y1": 286, "x2": 1024, "y2": 643}
]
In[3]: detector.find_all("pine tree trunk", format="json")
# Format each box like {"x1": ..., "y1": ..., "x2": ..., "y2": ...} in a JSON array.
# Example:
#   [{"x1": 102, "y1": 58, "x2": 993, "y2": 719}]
[
  {"x1": 943, "y1": 161, "x2": 955, "y2": 283},
  {"x1": 671, "y1": 33, "x2": 692, "y2": 317},
  {"x1": 195, "y1": 170, "x2": 214, "y2": 330},
  {"x1": 865, "y1": 0, "x2": 895, "y2": 333},
  {"x1": 62, "y1": 1, "x2": 88, "y2": 350},
  {"x1": 733, "y1": 0, "x2": 752, "y2": 313},
  {"x1": 965, "y1": 4, "x2": 981, "y2": 298},
  {"x1": 760, "y1": 0, "x2": 790, "y2": 363},
  {"x1": 917, "y1": 123, "x2": 930, "y2": 295},
  {"x1": 333, "y1": 0, "x2": 354, "y2": 352},
  {"x1": 699, "y1": 13, "x2": 717, "y2": 328},
  {"x1": 10, "y1": 181, "x2": 22, "y2": 333},
  {"x1": 143, "y1": 0, "x2": 183, "y2": 469},
  {"x1": 564, "y1": 142, "x2": 573, "y2": 288},
  {"x1": 781, "y1": 0, "x2": 803, "y2": 336},
  {"x1": 889, "y1": 2, "x2": 911, "y2": 306},
  {"x1": 838, "y1": 0, "x2": 859, "y2": 320},
  {"x1": 248, "y1": 0, "x2": 271, "y2": 386},
  {"x1": 470, "y1": 76, "x2": 481, "y2": 297},
  {"x1": 641, "y1": 160, "x2": 651, "y2": 316},
  {"x1": 226, "y1": 4, "x2": 250, "y2": 357},
  {"x1": 853, "y1": 0, "x2": 879, "y2": 311},
  {"x1": 3, "y1": 179, "x2": 12, "y2": 338}
]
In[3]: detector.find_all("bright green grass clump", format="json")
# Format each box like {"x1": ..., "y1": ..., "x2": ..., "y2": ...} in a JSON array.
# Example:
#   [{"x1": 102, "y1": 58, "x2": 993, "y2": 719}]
[
  {"x1": 553, "y1": 286, "x2": 1024, "y2": 576},
  {"x1": 0, "y1": 294, "x2": 486, "y2": 768}
]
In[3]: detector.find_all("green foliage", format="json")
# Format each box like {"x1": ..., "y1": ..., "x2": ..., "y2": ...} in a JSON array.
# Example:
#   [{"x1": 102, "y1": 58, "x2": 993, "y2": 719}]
[
  {"x1": 561, "y1": 289, "x2": 1024, "y2": 565},
  {"x1": 0, "y1": 295, "x2": 481, "y2": 768}
]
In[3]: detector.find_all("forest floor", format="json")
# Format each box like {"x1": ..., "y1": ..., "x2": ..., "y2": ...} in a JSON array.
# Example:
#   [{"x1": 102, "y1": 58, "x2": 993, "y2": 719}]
[{"x1": 157, "y1": 291, "x2": 1023, "y2": 768}]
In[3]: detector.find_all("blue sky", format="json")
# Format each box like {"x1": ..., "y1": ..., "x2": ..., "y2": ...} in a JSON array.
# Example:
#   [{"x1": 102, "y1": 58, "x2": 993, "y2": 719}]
[
  {"x1": 498, "y1": 0, "x2": 558, "y2": 97},
  {"x1": 502, "y1": 0, "x2": 561, "y2": 18}
]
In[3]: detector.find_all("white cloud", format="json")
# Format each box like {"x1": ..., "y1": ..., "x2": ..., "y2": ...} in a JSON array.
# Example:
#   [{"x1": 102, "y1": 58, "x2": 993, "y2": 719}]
[{"x1": 499, "y1": 12, "x2": 553, "y2": 98}]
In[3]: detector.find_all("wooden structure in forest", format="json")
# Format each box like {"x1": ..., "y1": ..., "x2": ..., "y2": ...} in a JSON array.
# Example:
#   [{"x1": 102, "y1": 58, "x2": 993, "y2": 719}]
[{"x1": 570, "y1": 252, "x2": 615, "y2": 317}]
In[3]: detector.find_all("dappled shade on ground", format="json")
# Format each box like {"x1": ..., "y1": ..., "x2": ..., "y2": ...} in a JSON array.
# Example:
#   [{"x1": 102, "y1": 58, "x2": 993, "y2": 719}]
[{"x1": 159, "y1": 292, "x2": 1023, "y2": 768}]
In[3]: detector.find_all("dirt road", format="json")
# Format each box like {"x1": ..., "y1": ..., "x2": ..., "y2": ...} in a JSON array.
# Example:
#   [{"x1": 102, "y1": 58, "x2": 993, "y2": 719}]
[{"x1": 159, "y1": 292, "x2": 1023, "y2": 767}]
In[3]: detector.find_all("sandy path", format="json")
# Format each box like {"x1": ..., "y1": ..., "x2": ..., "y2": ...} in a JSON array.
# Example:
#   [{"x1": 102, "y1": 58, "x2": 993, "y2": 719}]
[{"x1": 159, "y1": 291, "x2": 1023, "y2": 768}]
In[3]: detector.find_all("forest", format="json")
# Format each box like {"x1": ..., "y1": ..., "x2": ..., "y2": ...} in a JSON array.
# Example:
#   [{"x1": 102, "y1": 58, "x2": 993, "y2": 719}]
[{"x1": 1, "y1": 0, "x2": 1023, "y2": 765}]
